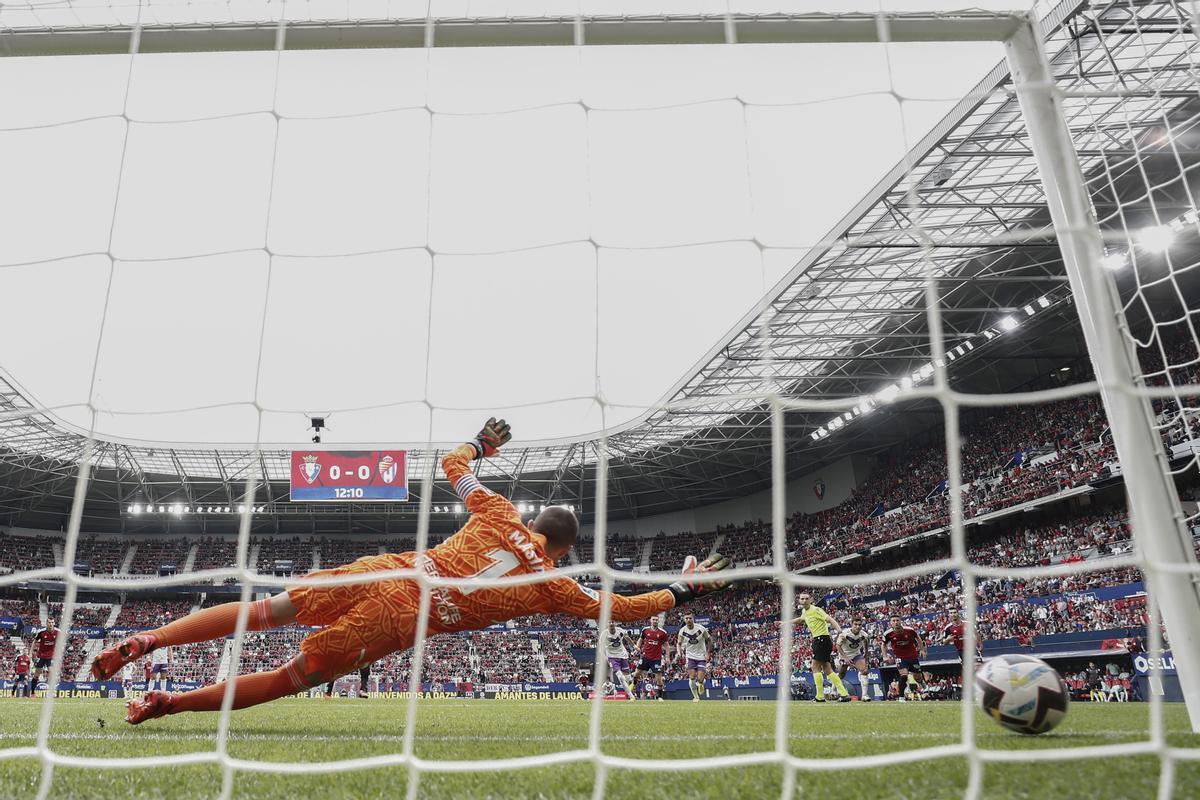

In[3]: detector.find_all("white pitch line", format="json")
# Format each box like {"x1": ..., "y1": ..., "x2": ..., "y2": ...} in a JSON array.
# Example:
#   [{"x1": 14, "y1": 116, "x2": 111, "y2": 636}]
[{"x1": 0, "y1": 731, "x2": 1163, "y2": 745}]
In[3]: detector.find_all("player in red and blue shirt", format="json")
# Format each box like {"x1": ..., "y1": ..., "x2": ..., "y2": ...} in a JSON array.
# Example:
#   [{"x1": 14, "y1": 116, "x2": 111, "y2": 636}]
[
  {"x1": 941, "y1": 609, "x2": 979, "y2": 663},
  {"x1": 11, "y1": 653, "x2": 30, "y2": 698},
  {"x1": 633, "y1": 616, "x2": 671, "y2": 701},
  {"x1": 882, "y1": 616, "x2": 926, "y2": 699},
  {"x1": 30, "y1": 619, "x2": 59, "y2": 698}
]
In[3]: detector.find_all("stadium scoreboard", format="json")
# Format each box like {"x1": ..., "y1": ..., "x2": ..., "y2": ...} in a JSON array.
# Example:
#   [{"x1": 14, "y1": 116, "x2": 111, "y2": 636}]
[{"x1": 289, "y1": 450, "x2": 408, "y2": 502}]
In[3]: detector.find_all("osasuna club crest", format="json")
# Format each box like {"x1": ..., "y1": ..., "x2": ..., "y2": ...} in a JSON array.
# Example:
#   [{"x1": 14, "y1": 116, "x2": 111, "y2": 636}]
[
  {"x1": 378, "y1": 455, "x2": 398, "y2": 484},
  {"x1": 813, "y1": 479, "x2": 826, "y2": 500},
  {"x1": 300, "y1": 455, "x2": 321, "y2": 484}
]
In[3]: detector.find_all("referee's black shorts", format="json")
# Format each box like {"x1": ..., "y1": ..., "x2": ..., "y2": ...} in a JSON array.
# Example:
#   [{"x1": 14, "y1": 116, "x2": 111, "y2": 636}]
[{"x1": 812, "y1": 635, "x2": 834, "y2": 663}]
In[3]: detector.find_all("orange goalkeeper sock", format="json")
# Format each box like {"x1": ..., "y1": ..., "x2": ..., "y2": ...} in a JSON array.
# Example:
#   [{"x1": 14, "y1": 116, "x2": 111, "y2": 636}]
[
  {"x1": 151, "y1": 599, "x2": 277, "y2": 648},
  {"x1": 169, "y1": 661, "x2": 307, "y2": 714}
]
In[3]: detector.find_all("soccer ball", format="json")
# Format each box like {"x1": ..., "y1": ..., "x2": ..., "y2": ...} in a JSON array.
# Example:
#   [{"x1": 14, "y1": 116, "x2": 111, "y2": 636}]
[{"x1": 975, "y1": 655, "x2": 1069, "y2": 735}]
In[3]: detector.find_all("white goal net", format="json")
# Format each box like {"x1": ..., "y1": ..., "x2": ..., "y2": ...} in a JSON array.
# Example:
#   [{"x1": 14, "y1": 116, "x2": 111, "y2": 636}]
[{"x1": 1, "y1": 1, "x2": 1200, "y2": 798}]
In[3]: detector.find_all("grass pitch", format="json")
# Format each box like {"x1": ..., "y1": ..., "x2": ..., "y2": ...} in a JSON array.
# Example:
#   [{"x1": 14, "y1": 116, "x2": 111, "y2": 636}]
[{"x1": 0, "y1": 697, "x2": 1197, "y2": 799}]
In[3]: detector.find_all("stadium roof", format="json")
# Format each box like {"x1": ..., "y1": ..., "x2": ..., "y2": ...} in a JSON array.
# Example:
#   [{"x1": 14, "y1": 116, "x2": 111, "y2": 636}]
[{"x1": 1, "y1": 0, "x2": 1198, "y2": 533}]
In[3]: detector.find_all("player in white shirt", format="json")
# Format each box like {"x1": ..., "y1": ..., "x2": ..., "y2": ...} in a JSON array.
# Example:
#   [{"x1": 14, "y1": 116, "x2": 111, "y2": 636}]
[
  {"x1": 676, "y1": 613, "x2": 713, "y2": 702},
  {"x1": 121, "y1": 662, "x2": 136, "y2": 696},
  {"x1": 836, "y1": 620, "x2": 871, "y2": 701},
  {"x1": 149, "y1": 645, "x2": 171, "y2": 691},
  {"x1": 603, "y1": 622, "x2": 638, "y2": 700}
]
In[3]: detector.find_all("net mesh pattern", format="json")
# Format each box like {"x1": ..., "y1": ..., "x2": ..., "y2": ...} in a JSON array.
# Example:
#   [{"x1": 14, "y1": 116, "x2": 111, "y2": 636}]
[{"x1": 1, "y1": 2, "x2": 1199, "y2": 799}]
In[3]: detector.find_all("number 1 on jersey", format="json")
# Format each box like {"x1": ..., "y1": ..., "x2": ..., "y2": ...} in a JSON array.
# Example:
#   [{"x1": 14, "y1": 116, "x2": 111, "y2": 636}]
[{"x1": 459, "y1": 548, "x2": 521, "y2": 595}]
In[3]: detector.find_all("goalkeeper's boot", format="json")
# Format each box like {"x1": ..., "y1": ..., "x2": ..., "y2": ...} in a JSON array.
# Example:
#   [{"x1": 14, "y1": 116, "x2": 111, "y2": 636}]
[
  {"x1": 126, "y1": 691, "x2": 174, "y2": 725},
  {"x1": 91, "y1": 633, "x2": 157, "y2": 680}
]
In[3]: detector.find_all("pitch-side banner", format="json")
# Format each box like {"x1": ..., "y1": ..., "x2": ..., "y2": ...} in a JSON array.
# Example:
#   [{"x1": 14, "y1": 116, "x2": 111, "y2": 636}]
[{"x1": 290, "y1": 450, "x2": 408, "y2": 502}]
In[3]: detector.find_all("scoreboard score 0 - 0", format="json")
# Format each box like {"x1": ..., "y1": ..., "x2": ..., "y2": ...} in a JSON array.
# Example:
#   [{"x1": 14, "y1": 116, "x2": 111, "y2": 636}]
[{"x1": 289, "y1": 450, "x2": 408, "y2": 502}]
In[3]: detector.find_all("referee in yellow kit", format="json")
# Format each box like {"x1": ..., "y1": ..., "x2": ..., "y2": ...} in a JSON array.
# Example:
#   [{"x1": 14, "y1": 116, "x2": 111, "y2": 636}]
[{"x1": 790, "y1": 592, "x2": 851, "y2": 703}]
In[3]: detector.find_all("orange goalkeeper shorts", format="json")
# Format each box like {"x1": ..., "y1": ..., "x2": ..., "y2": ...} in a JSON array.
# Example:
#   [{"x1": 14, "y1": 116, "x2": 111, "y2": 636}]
[{"x1": 289, "y1": 554, "x2": 421, "y2": 679}]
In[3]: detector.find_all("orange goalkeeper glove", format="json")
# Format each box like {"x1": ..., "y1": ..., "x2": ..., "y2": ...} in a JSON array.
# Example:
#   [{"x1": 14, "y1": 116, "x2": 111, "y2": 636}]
[{"x1": 470, "y1": 417, "x2": 512, "y2": 459}]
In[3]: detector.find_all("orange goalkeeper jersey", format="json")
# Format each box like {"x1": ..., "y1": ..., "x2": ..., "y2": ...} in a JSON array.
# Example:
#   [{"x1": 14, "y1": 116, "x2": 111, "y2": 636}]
[{"x1": 387, "y1": 444, "x2": 674, "y2": 633}]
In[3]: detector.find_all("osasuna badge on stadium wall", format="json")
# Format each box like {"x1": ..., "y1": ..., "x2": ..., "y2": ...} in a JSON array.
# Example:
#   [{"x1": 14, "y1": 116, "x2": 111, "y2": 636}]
[
  {"x1": 813, "y1": 479, "x2": 826, "y2": 500},
  {"x1": 378, "y1": 455, "x2": 398, "y2": 484},
  {"x1": 300, "y1": 454, "x2": 321, "y2": 484}
]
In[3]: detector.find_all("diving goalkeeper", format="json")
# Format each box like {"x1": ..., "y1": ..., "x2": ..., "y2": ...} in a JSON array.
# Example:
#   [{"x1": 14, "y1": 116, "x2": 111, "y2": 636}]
[{"x1": 93, "y1": 419, "x2": 732, "y2": 724}]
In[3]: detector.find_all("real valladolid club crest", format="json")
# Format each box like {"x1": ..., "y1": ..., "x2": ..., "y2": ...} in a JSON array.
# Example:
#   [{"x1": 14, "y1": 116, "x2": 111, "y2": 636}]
[
  {"x1": 378, "y1": 455, "x2": 398, "y2": 484},
  {"x1": 813, "y1": 479, "x2": 826, "y2": 500},
  {"x1": 300, "y1": 454, "x2": 321, "y2": 485}
]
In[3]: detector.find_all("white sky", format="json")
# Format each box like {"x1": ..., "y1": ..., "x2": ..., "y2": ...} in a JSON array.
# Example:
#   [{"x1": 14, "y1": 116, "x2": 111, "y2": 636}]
[{"x1": 0, "y1": 6, "x2": 1014, "y2": 447}]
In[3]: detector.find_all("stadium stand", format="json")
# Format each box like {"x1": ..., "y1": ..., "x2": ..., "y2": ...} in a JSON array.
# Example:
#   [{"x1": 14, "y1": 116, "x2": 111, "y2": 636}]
[
  {"x1": 128, "y1": 539, "x2": 190, "y2": 575},
  {"x1": 1, "y1": 371, "x2": 1193, "y2": 690},
  {"x1": 0, "y1": 531, "x2": 56, "y2": 573},
  {"x1": 0, "y1": 499, "x2": 1164, "y2": 688},
  {"x1": 112, "y1": 600, "x2": 194, "y2": 629},
  {"x1": 647, "y1": 530, "x2": 717, "y2": 571}
]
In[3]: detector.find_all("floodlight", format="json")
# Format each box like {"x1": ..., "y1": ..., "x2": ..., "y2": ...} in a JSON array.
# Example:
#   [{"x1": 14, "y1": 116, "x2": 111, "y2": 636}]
[
  {"x1": 877, "y1": 384, "x2": 901, "y2": 404},
  {"x1": 999, "y1": 315, "x2": 1019, "y2": 332},
  {"x1": 1036, "y1": 295, "x2": 1050, "y2": 308},
  {"x1": 1137, "y1": 225, "x2": 1174, "y2": 252},
  {"x1": 1100, "y1": 252, "x2": 1127, "y2": 271}
]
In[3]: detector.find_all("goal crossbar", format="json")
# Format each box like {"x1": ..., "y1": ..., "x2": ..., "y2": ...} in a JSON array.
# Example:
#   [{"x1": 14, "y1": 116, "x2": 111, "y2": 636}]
[{"x1": 0, "y1": 11, "x2": 1027, "y2": 57}]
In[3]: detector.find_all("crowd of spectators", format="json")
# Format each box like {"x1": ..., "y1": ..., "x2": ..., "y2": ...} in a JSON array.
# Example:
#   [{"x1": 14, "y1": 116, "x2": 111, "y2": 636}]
[
  {"x1": 255, "y1": 537, "x2": 314, "y2": 575},
  {"x1": 191, "y1": 539, "x2": 238, "y2": 573},
  {"x1": 673, "y1": 397, "x2": 1121, "y2": 578},
  {"x1": 647, "y1": 531, "x2": 717, "y2": 571},
  {"x1": 238, "y1": 627, "x2": 307, "y2": 675},
  {"x1": 49, "y1": 603, "x2": 110, "y2": 627},
  {"x1": 72, "y1": 536, "x2": 125, "y2": 576},
  {"x1": 0, "y1": 531, "x2": 56, "y2": 573},
  {"x1": 128, "y1": 539, "x2": 191, "y2": 575},
  {"x1": 112, "y1": 600, "x2": 194, "y2": 629},
  {"x1": 318, "y1": 538, "x2": 381, "y2": 567},
  {"x1": 0, "y1": 596, "x2": 41, "y2": 624},
  {"x1": 573, "y1": 534, "x2": 642, "y2": 569}
]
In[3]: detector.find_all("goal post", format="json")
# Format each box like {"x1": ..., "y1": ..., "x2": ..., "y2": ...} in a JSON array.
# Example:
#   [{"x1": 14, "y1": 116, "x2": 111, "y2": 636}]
[{"x1": 1004, "y1": 17, "x2": 1200, "y2": 733}]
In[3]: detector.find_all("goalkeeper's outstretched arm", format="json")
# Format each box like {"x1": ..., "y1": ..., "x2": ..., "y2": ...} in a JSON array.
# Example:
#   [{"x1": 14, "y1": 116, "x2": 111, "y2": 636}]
[
  {"x1": 543, "y1": 554, "x2": 733, "y2": 623},
  {"x1": 441, "y1": 418, "x2": 521, "y2": 522}
]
